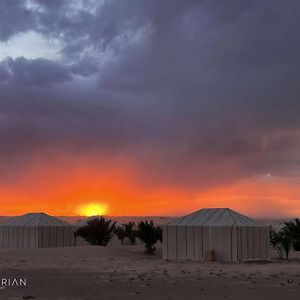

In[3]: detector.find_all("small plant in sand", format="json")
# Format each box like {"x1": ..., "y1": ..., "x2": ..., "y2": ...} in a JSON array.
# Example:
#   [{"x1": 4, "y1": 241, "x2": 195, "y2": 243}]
[
  {"x1": 137, "y1": 220, "x2": 162, "y2": 254},
  {"x1": 270, "y1": 229, "x2": 292, "y2": 260},
  {"x1": 74, "y1": 217, "x2": 116, "y2": 246},
  {"x1": 279, "y1": 230, "x2": 292, "y2": 260},
  {"x1": 124, "y1": 222, "x2": 137, "y2": 245},
  {"x1": 270, "y1": 230, "x2": 283, "y2": 259},
  {"x1": 283, "y1": 218, "x2": 300, "y2": 251},
  {"x1": 114, "y1": 226, "x2": 127, "y2": 245}
]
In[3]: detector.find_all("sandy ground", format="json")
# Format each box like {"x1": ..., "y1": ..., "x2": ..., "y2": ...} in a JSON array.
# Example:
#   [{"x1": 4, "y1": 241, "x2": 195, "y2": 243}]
[{"x1": 0, "y1": 245, "x2": 299, "y2": 300}]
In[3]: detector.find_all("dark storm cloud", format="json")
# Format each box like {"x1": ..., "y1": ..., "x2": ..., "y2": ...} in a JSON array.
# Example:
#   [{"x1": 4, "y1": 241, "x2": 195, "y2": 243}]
[
  {"x1": 0, "y1": 0, "x2": 300, "y2": 187},
  {"x1": 0, "y1": 57, "x2": 98, "y2": 86},
  {"x1": 0, "y1": 1, "x2": 35, "y2": 41}
]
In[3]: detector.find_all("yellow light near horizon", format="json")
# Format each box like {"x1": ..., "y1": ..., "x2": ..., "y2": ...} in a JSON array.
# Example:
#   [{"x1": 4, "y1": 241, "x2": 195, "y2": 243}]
[{"x1": 76, "y1": 203, "x2": 108, "y2": 217}]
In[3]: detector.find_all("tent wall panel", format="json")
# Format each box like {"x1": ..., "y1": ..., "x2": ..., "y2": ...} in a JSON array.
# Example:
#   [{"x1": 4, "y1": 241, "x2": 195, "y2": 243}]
[
  {"x1": 221, "y1": 227, "x2": 232, "y2": 261},
  {"x1": 241, "y1": 227, "x2": 248, "y2": 260},
  {"x1": 266, "y1": 227, "x2": 270, "y2": 259},
  {"x1": 2, "y1": 227, "x2": 6, "y2": 248},
  {"x1": 209, "y1": 226, "x2": 221, "y2": 260},
  {"x1": 237, "y1": 227, "x2": 242, "y2": 261},
  {"x1": 31, "y1": 227, "x2": 39, "y2": 248},
  {"x1": 4, "y1": 227, "x2": 9, "y2": 248},
  {"x1": 162, "y1": 226, "x2": 168, "y2": 259},
  {"x1": 162, "y1": 225, "x2": 270, "y2": 262},
  {"x1": 13, "y1": 227, "x2": 19, "y2": 248},
  {"x1": 253, "y1": 227, "x2": 260, "y2": 259},
  {"x1": 1, "y1": 227, "x2": 5, "y2": 248},
  {"x1": 49, "y1": 227, "x2": 57, "y2": 247},
  {"x1": 18, "y1": 227, "x2": 24, "y2": 248},
  {"x1": 176, "y1": 226, "x2": 187, "y2": 258},
  {"x1": 166, "y1": 226, "x2": 177, "y2": 258},
  {"x1": 260, "y1": 227, "x2": 269, "y2": 260},
  {"x1": 8, "y1": 227, "x2": 14, "y2": 248},
  {"x1": 42, "y1": 226, "x2": 50, "y2": 248},
  {"x1": 231, "y1": 226, "x2": 238, "y2": 262},
  {"x1": 193, "y1": 226, "x2": 202, "y2": 260},
  {"x1": 38, "y1": 227, "x2": 43, "y2": 248},
  {"x1": 5, "y1": 227, "x2": 8, "y2": 248},
  {"x1": 0, "y1": 227, "x2": 4, "y2": 248},
  {"x1": 56, "y1": 227, "x2": 64, "y2": 247},
  {"x1": 63, "y1": 227, "x2": 72, "y2": 247},
  {"x1": 186, "y1": 226, "x2": 194, "y2": 259},
  {"x1": 248, "y1": 227, "x2": 254, "y2": 259},
  {"x1": 202, "y1": 226, "x2": 210, "y2": 260},
  {"x1": 23, "y1": 227, "x2": 30, "y2": 249}
]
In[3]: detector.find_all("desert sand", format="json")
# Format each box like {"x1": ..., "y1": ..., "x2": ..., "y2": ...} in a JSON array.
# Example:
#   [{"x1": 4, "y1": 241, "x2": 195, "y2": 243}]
[{"x1": 0, "y1": 245, "x2": 299, "y2": 300}]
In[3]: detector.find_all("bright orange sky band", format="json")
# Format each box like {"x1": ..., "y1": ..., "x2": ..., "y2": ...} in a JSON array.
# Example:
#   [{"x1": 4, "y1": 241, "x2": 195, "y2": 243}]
[{"x1": 1, "y1": 154, "x2": 300, "y2": 218}]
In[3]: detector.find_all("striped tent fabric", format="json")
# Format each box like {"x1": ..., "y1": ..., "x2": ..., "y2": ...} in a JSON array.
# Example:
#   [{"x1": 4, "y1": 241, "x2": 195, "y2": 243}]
[
  {"x1": 0, "y1": 213, "x2": 76, "y2": 249},
  {"x1": 163, "y1": 208, "x2": 270, "y2": 262}
]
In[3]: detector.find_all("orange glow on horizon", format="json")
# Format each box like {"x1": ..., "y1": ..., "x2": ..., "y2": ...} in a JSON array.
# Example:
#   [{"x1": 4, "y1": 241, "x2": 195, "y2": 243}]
[
  {"x1": 76, "y1": 202, "x2": 108, "y2": 217},
  {"x1": 0, "y1": 154, "x2": 299, "y2": 218}
]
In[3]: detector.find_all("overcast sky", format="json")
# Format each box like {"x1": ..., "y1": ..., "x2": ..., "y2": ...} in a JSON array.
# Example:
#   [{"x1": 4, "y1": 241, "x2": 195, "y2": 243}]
[{"x1": 0, "y1": 0, "x2": 300, "y2": 216}]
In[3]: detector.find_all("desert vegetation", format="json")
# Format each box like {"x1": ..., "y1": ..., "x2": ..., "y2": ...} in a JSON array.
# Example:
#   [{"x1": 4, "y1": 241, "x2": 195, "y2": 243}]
[
  {"x1": 270, "y1": 218, "x2": 300, "y2": 260},
  {"x1": 74, "y1": 217, "x2": 116, "y2": 246},
  {"x1": 136, "y1": 220, "x2": 162, "y2": 254}
]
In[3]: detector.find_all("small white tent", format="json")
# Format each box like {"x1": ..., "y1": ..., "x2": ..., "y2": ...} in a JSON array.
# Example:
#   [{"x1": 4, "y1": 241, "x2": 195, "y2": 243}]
[
  {"x1": 0, "y1": 213, "x2": 76, "y2": 248},
  {"x1": 163, "y1": 208, "x2": 270, "y2": 262}
]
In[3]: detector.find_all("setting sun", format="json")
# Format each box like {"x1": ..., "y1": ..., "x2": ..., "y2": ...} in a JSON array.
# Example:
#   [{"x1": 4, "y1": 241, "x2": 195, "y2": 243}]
[{"x1": 76, "y1": 202, "x2": 108, "y2": 217}]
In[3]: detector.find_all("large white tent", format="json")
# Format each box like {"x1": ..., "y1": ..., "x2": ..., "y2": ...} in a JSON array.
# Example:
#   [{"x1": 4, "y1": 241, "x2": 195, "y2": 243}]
[
  {"x1": 163, "y1": 208, "x2": 270, "y2": 262},
  {"x1": 0, "y1": 213, "x2": 76, "y2": 248}
]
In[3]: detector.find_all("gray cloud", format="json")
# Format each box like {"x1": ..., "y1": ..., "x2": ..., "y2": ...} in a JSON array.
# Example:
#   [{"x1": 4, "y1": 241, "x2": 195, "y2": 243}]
[
  {"x1": 0, "y1": 57, "x2": 98, "y2": 86},
  {"x1": 0, "y1": 0, "x2": 300, "y2": 189},
  {"x1": 0, "y1": 1, "x2": 35, "y2": 41}
]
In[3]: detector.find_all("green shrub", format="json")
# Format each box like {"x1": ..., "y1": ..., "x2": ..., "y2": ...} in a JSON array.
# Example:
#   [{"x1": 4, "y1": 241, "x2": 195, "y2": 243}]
[
  {"x1": 137, "y1": 220, "x2": 162, "y2": 254},
  {"x1": 74, "y1": 217, "x2": 116, "y2": 246},
  {"x1": 124, "y1": 222, "x2": 137, "y2": 245},
  {"x1": 283, "y1": 218, "x2": 300, "y2": 251},
  {"x1": 270, "y1": 229, "x2": 292, "y2": 260},
  {"x1": 114, "y1": 226, "x2": 126, "y2": 245}
]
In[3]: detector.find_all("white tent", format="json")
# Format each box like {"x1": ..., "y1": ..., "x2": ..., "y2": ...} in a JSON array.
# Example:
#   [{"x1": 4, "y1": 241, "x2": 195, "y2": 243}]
[
  {"x1": 163, "y1": 208, "x2": 270, "y2": 262},
  {"x1": 0, "y1": 213, "x2": 76, "y2": 248}
]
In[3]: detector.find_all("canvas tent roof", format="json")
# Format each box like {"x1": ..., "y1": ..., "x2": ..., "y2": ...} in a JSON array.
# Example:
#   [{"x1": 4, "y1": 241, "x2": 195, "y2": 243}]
[
  {"x1": 168, "y1": 208, "x2": 262, "y2": 226},
  {"x1": 0, "y1": 213, "x2": 69, "y2": 227}
]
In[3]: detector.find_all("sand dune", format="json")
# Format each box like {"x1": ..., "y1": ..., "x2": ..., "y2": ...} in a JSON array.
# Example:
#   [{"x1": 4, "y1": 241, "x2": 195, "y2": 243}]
[{"x1": 0, "y1": 245, "x2": 299, "y2": 299}]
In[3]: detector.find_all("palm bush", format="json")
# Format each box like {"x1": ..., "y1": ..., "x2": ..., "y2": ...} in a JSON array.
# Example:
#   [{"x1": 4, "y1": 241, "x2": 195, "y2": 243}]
[
  {"x1": 114, "y1": 226, "x2": 126, "y2": 245},
  {"x1": 270, "y1": 229, "x2": 292, "y2": 260},
  {"x1": 283, "y1": 218, "x2": 300, "y2": 251},
  {"x1": 74, "y1": 217, "x2": 116, "y2": 246},
  {"x1": 137, "y1": 220, "x2": 162, "y2": 254},
  {"x1": 124, "y1": 222, "x2": 137, "y2": 245},
  {"x1": 270, "y1": 230, "x2": 283, "y2": 259}
]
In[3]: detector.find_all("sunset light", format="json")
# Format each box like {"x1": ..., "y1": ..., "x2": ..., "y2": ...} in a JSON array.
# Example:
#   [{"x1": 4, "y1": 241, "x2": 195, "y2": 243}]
[
  {"x1": 0, "y1": 0, "x2": 299, "y2": 220},
  {"x1": 76, "y1": 202, "x2": 108, "y2": 217},
  {"x1": 1, "y1": 1, "x2": 300, "y2": 299}
]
